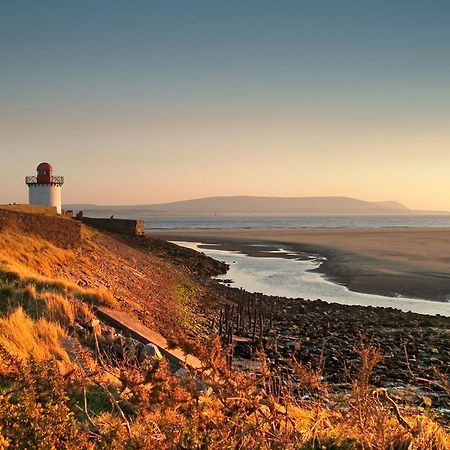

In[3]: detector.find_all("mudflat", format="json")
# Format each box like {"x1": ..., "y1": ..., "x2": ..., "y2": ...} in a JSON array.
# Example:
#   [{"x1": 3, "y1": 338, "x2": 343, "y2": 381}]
[{"x1": 150, "y1": 227, "x2": 450, "y2": 301}]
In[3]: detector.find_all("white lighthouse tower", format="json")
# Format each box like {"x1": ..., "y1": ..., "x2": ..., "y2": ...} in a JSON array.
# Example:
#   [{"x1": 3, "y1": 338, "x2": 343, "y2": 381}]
[{"x1": 26, "y1": 162, "x2": 64, "y2": 214}]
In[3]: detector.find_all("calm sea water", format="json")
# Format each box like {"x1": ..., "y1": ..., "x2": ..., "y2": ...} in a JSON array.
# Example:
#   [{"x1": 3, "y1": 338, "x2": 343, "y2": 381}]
[
  {"x1": 80, "y1": 213, "x2": 450, "y2": 230},
  {"x1": 144, "y1": 215, "x2": 450, "y2": 230},
  {"x1": 173, "y1": 241, "x2": 450, "y2": 317}
]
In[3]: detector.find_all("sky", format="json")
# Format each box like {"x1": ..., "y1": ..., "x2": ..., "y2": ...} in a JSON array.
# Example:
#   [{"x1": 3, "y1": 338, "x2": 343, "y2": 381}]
[{"x1": 1, "y1": 0, "x2": 450, "y2": 210}]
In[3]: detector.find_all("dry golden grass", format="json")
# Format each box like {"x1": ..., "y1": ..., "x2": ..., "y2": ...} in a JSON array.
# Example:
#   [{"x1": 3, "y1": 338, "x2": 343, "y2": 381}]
[
  {"x1": 41, "y1": 292, "x2": 93, "y2": 325},
  {"x1": 0, "y1": 228, "x2": 119, "y2": 310},
  {"x1": 0, "y1": 229, "x2": 75, "y2": 278},
  {"x1": 0, "y1": 308, "x2": 69, "y2": 362},
  {"x1": 79, "y1": 285, "x2": 119, "y2": 309},
  {"x1": 0, "y1": 281, "x2": 95, "y2": 327},
  {"x1": 43, "y1": 291, "x2": 76, "y2": 324}
]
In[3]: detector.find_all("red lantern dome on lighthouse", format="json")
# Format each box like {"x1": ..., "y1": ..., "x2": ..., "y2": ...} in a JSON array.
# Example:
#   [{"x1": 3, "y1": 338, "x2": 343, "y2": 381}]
[{"x1": 36, "y1": 162, "x2": 54, "y2": 184}]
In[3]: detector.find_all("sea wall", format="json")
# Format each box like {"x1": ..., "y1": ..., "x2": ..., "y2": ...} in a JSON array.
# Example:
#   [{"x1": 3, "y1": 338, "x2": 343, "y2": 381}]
[
  {"x1": 0, "y1": 204, "x2": 57, "y2": 215},
  {"x1": 0, "y1": 209, "x2": 81, "y2": 248},
  {"x1": 79, "y1": 217, "x2": 145, "y2": 237}
]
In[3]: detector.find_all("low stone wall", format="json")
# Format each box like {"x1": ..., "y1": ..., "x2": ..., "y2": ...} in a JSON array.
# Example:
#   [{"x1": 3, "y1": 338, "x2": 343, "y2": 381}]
[
  {"x1": 0, "y1": 209, "x2": 81, "y2": 248},
  {"x1": 79, "y1": 217, "x2": 145, "y2": 237},
  {"x1": 0, "y1": 204, "x2": 57, "y2": 215}
]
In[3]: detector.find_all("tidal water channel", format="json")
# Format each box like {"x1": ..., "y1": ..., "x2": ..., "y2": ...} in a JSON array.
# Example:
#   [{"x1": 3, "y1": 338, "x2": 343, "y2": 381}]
[{"x1": 173, "y1": 241, "x2": 450, "y2": 317}]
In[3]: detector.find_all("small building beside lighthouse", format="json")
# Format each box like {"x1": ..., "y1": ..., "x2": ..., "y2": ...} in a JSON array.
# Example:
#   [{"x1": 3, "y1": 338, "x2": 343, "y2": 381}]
[{"x1": 26, "y1": 162, "x2": 64, "y2": 214}]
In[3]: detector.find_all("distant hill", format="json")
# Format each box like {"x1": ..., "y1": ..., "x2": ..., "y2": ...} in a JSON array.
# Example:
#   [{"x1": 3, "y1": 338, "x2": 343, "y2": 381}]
[{"x1": 65, "y1": 196, "x2": 415, "y2": 215}]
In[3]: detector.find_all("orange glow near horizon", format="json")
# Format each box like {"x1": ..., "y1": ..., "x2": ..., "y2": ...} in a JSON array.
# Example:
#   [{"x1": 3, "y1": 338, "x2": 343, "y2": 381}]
[{"x1": 1, "y1": 110, "x2": 449, "y2": 211}]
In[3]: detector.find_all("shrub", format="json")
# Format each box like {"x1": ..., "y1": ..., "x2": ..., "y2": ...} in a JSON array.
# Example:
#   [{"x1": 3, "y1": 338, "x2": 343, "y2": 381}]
[{"x1": 0, "y1": 353, "x2": 88, "y2": 449}]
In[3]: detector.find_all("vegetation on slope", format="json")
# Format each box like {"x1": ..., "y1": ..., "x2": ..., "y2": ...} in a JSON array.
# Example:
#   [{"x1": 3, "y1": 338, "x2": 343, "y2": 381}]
[
  {"x1": 0, "y1": 224, "x2": 448, "y2": 449},
  {"x1": 0, "y1": 340, "x2": 448, "y2": 449}
]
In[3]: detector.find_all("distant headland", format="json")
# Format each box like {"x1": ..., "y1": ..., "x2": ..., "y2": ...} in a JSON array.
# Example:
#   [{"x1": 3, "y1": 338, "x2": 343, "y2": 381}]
[{"x1": 65, "y1": 195, "x2": 449, "y2": 216}]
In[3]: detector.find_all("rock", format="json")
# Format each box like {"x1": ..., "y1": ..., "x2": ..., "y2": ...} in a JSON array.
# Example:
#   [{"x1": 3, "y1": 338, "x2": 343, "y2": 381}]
[
  {"x1": 99, "y1": 326, "x2": 116, "y2": 345},
  {"x1": 138, "y1": 343, "x2": 163, "y2": 362},
  {"x1": 135, "y1": 341, "x2": 144, "y2": 358},
  {"x1": 122, "y1": 337, "x2": 142, "y2": 360},
  {"x1": 113, "y1": 336, "x2": 125, "y2": 356},
  {"x1": 174, "y1": 367, "x2": 187, "y2": 377}
]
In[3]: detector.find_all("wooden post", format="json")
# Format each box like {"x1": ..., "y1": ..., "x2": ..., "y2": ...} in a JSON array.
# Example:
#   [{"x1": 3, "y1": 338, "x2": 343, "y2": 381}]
[
  {"x1": 259, "y1": 311, "x2": 263, "y2": 345},
  {"x1": 252, "y1": 304, "x2": 257, "y2": 341},
  {"x1": 219, "y1": 308, "x2": 223, "y2": 337}
]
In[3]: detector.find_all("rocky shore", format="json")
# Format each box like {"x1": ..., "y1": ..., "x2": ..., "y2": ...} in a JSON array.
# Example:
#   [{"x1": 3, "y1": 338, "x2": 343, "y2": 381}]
[
  {"x1": 129, "y1": 235, "x2": 229, "y2": 277},
  {"x1": 210, "y1": 283, "x2": 450, "y2": 415}
]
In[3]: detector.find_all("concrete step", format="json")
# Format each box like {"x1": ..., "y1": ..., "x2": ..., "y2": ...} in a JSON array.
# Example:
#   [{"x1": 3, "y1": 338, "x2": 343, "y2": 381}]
[{"x1": 96, "y1": 307, "x2": 203, "y2": 371}]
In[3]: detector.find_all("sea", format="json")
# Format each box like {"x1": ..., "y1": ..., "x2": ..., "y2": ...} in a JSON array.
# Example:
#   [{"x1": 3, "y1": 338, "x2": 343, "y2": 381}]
[{"x1": 143, "y1": 214, "x2": 450, "y2": 230}]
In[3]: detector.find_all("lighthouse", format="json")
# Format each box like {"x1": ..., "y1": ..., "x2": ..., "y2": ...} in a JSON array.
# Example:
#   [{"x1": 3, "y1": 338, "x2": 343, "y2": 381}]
[{"x1": 25, "y1": 162, "x2": 64, "y2": 214}]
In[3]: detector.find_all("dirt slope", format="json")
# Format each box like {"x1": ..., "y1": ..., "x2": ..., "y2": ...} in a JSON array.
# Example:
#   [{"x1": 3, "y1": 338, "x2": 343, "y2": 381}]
[{"x1": 0, "y1": 223, "x2": 224, "y2": 346}]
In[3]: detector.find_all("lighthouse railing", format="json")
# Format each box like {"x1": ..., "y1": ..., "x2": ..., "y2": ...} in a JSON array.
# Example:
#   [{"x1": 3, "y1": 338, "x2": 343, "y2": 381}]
[
  {"x1": 25, "y1": 176, "x2": 38, "y2": 184},
  {"x1": 25, "y1": 176, "x2": 64, "y2": 186}
]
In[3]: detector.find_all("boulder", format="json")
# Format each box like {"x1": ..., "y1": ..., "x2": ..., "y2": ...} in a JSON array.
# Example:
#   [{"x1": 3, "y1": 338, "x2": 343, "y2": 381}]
[
  {"x1": 113, "y1": 336, "x2": 125, "y2": 356},
  {"x1": 98, "y1": 326, "x2": 116, "y2": 346},
  {"x1": 138, "y1": 343, "x2": 163, "y2": 362}
]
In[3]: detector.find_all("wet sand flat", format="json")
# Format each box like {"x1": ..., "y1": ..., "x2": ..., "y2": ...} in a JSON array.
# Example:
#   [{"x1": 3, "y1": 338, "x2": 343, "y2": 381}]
[{"x1": 150, "y1": 228, "x2": 450, "y2": 301}]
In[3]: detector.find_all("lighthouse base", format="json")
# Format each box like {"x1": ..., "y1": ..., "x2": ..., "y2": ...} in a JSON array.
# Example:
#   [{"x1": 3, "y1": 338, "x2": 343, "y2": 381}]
[{"x1": 28, "y1": 184, "x2": 62, "y2": 214}]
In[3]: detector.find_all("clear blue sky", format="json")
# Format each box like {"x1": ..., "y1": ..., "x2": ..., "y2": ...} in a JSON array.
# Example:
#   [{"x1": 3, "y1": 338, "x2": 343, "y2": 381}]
[{"x1": 1, "y1": 1, "x2": 450, "y2": 208}]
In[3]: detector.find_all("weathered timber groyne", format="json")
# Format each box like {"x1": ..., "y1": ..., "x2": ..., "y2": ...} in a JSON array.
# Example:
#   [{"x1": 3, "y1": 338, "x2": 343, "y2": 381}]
[{"x1": 209, "y1": 281, "x2": 450, "y2": 402}]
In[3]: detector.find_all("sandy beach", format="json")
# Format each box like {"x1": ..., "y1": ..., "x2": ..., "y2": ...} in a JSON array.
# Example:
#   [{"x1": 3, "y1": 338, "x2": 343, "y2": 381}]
[{"x1": 150, "y1": 227, "x2": 450, "y2": 301}]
